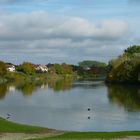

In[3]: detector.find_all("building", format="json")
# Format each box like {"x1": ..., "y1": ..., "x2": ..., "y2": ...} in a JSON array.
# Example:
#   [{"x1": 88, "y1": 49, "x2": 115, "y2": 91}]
[
  {"x1": 35, "y1": 65, "x2": 48, "y2": 73},
  {"x1": 6, "y1": 63, "x2": 16, "y2": 72}
]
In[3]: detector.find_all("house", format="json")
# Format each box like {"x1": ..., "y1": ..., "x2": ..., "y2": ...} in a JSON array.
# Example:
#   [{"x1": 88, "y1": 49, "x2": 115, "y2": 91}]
[
  {"x1": 6, "y1": 63, "x2": 16, "y2": 72},
  {"x1": 83, "y1": 67, "x2": 91, "y2": 71},
  {"x1": 35, "y1": 65, "x2": 48, "y2": 73}
]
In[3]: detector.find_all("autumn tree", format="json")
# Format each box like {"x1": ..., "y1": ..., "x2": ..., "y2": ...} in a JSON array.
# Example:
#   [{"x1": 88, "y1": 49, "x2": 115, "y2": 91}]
[
  {"x1": 106, "y1": 45, "x2": 140, "y2": 83},
  {"x1": 0, "y1": 61, "x2": 7, "y2": 77},
  {"x1": 18, "y1": 62, "x2": 35, "y2": 75}
]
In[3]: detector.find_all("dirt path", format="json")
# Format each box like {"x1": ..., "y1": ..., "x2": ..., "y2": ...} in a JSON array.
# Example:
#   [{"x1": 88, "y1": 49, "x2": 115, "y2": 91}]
[
  {"x1": 0, "y1": 133, "x2": 140, "y2": 140},
  {"x1": 0, "y1": 131, "x2": 64, "y2": 140}
]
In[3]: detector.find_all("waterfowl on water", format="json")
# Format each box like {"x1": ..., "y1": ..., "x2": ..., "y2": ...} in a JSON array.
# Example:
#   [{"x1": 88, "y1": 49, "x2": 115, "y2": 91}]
[
  {"x1": 7, "y1": 113, "x2": 11, "y2": 116},
  {"x1": 87, "y1": 108, "x2": 91, "y2": 111}
]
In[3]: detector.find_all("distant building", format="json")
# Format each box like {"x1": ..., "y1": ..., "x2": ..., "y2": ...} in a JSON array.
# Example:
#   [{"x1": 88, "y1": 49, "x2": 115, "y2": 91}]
[
  {"x1": 35, "y1": 65, "x2": 48, "y2": 73},
  {"x1": 6, "y1": 63, "x2": 16, "y2": 72},
  {"x1": 83, "y1": 67, "x2": 91, "y2": 71}
]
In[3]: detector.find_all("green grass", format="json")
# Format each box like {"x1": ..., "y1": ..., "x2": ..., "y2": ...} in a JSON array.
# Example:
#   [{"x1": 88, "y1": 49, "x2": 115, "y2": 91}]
[
  {"x1": 30, "y1": 131, "x2": 140, "y2": 140},
  {"x1": 1, "y1": 117, "x2": 140, "y2": 139},
  {"x1": 0, "y1": 117, "x2": 49, "y2": 133}
]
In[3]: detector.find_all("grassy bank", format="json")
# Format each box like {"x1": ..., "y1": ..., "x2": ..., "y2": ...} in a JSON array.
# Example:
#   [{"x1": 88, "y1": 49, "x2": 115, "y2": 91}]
[
  {"x1": 30, "y1": 131, "x2": 140, "y2": 140},
  {"x1": 0, "y1": 117, "x2": 140, "y2": 139},
  {"x1": 0, "y1": 72, "x2": 75, "y2": 84},
  {"x1": 0, "y1": 117, "x2": 49, "y2": 133}
]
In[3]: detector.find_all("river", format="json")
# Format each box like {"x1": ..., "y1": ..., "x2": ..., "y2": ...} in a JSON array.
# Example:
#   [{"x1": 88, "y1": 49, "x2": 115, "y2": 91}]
[{"x1": 0, "y1": 80, "x2": 140, "y2": 132}]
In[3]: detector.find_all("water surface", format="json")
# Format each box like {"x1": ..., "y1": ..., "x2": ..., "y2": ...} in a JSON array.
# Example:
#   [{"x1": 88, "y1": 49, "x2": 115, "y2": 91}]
[{"x1": 0, "y1": 80, "x2": 140, "y2": 132}]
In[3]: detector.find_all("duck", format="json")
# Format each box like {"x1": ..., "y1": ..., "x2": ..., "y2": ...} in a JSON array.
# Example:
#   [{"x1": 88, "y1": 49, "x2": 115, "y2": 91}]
[
  {"x1": 7, "y1": 113, "x2": 11, "y2": 116},
  {"x1": 87, "y1": 108, "x2": 91, "y2": 111}
]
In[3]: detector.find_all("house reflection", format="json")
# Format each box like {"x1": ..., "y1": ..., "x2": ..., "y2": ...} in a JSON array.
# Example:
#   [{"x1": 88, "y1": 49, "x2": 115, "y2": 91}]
[
  {"x1": 8, "y1": 86, "x2": 15, "y2": 92},
  {"x1": 0, "y1": 79, "x2": 73, "y2": 99}
]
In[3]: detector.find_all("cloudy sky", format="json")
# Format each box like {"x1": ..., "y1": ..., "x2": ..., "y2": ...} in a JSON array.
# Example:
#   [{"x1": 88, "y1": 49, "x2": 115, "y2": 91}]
[{"x1": 0, "y1": 0, "x2": 140, "y2": 64}]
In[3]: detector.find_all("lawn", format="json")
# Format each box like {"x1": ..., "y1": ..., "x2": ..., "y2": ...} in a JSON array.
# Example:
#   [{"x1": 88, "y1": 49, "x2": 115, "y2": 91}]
[
  {"x1": 0, "y1": 117, "x2": 49, "y2": 133},
  {"x1": 1, "y1": 117, "x2": 140, "y2": 140}
]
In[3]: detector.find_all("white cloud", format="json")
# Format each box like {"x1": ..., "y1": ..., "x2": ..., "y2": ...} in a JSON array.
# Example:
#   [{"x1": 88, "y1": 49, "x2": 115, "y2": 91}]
[
  {"x1": 0, "y1": 12, "x2": 128, "y2": 41},
  {"x1": 0, "y1": 11, "x2": 130, "y2": 64},
  {"x1": 0, "y1": 0, "x2": 46, "y2": 4}
]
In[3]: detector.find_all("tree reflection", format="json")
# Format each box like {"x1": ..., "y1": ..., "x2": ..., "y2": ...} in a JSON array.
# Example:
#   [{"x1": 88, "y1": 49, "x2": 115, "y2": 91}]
[
  {"x1": 0, "y1": 84, "x2": 7, "y2": 100},
  {"x1": 48, "y1": 79, "x2": 72, "y2": 92},
  {"x1": 18, "y1": 83, "x2": 37, "y2": 96},
  {"x1": 107, "y1": 84, "x2": 140, "y2": 111},
  {"x1": 17, "y1": 81, "x2": 47, "y2": 97},
  {"x1": 0, "y1": 79, "x2": 72, "y2": 99}
]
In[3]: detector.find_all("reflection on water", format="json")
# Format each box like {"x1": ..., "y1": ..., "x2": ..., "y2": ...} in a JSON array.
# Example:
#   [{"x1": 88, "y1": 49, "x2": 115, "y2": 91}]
[
  {"x1": 1, "y1": 80, "x2": 140, "y2": 112},
  {"x1": 48, "y1": 79, "x2": 72, "y2": 92},
  {"x1": 0, "y1": 84, "x2": 8, "y2": 100},
  {"x1": 0, "y1": 79, "x2": 72, "y2": 98},
  {"x1": 108, "y1": 84, "x2": 140, "y2": 111},
  {"x1": 72, "y1": 80, "x2": 105, "y2": 89},
  {"x1": 0, "y1": 80, "x2": 140, "y2": 131}
]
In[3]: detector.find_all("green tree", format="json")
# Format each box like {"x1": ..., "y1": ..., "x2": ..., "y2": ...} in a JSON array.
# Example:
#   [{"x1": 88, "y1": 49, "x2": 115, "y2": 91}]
[
  {"x1": 0, "y1": 61, "x2": 7, "y2": 77},
  {"x1": 79, "y1": 60, "x2": 107, "y2": 68},
  {"x1": 53, "y1": 64, "x2": 63, "y2": 74},
  {"x1": 78, "y1": 60, "x2": 107, "y2": 79},
  {"x1": 124, "y1": 45, "x2": 140, "y2": 56},
  {"x1": 61, "y1": 63, "x2": 73, "y2": 74},
  {"x1": 106, "y1": 45, "x2": 140, "y2": 83},
  {"x1": 18, "y1": 62, "x2": 35, "y2": 75}
]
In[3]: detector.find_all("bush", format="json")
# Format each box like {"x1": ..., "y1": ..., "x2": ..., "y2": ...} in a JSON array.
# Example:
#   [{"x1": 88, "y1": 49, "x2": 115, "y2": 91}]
[
  {"x1": 0, "y1": 61, "x2": 7, "y2": 77},
  {"x1": 106, "y1": 45, "x2": 140, "y2": 83},
  {"x1": 18, "y1": 62, "x2": 35, "y2": 75}
]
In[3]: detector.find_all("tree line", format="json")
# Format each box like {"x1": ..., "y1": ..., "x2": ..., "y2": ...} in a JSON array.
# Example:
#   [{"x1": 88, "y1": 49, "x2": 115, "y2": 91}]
[
  {"x1": 2, "y1": 45, "x2": 139, "y2": 83},
  {"x1": 106, "y1": 45, "x2": 140, "y2": 83},
  {"x1": 0, "y1": 61, "x2": 107, "y2": 80}
]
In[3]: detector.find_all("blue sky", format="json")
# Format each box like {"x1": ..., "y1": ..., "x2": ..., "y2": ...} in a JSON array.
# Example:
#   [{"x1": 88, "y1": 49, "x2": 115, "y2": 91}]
[{"x1": 0, "y1": 0, "x2": 140, "y2": 64}]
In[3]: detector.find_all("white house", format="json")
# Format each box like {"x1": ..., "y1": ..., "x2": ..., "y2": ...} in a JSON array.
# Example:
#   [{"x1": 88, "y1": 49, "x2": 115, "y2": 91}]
[
  {"x1": 35, "y1": 65, "x2": 48, "y2": 73},
  {"x1": 7, "y1": 65, "x2": 16, "y2": 72}
]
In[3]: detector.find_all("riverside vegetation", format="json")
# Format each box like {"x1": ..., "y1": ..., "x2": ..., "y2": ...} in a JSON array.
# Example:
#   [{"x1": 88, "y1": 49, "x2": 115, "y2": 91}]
[
  {"x1": 0, "y1": 60, "x2": 107, "y2": 84},
  {"x1": 0, "y1": 45, "x2": 140, "y2": 140},
  {"x1": 106, "y1": 45, "x2": 140, "y2": 84},
  {"x1": 0, "y1": 45, "x2": 140, "y2": 84}
]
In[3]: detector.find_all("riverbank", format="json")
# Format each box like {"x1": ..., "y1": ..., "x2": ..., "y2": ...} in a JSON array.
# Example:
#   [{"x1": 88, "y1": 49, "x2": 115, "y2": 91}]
[
  {"x1": 0, "y1": 117, "x2": 64, "y2": 140},
  {"x1": 30, "y1": 132, "x2": 140, "y2": 140},
  {"x1": 1, "y1": 117, "x2": 140, "y2": 140},
  {"x1": 0, "y1": 117, "x2": 50, "y2": 133}
]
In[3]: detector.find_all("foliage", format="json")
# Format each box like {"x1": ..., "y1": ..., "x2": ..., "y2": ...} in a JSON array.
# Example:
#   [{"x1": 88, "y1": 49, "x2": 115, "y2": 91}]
[
  {"x1": 18, "y1": 62, "x2": 35, "y2": 75},
  {"x1": 79, "y1": 60, "x2": 107, "y2": 68},
  {"x1": 77, "y1": 60, "x2": 107, "y2": 79},
  {"x1": 61, "y1": 63, "x2": 73, "y2": 74},
  {"x1": 53, "y1": 64, "x2": 63, "y2": 74},
  {"x1": 107, "y1": 45, "x2": 140, "y2": 83},
  {"x1": 49, "y1": 63, "x2": 73, "y2": 75},
  {"x1": 0, "y1": 61, "x2": 7, "y2": 77},
  {"x1": 124, "y1": 45, "x2": 140, "y2": 56}
]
